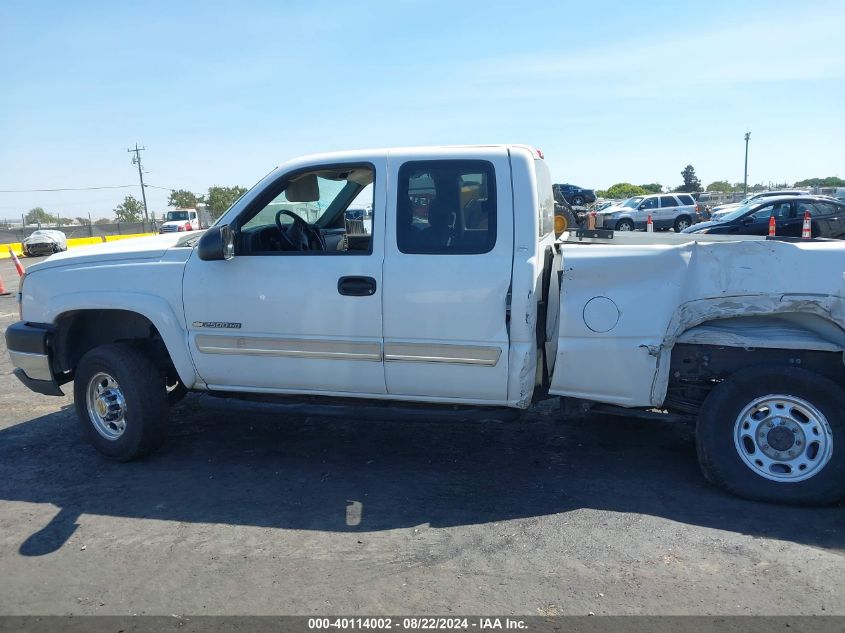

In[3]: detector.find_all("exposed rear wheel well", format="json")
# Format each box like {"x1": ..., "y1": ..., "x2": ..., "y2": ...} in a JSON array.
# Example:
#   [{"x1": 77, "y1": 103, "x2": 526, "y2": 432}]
[
  {"x1": 666, "y1": 343, "x2": 845, "y2": 415},
  {"x1": 53, "y1": 309, "x2": 177, "y2": 383}
]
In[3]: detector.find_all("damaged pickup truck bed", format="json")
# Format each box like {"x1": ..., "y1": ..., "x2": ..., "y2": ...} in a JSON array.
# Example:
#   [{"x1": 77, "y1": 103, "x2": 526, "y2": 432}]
[{"x1": 6, "y1": 145, "x2": 845, "y2": 505}]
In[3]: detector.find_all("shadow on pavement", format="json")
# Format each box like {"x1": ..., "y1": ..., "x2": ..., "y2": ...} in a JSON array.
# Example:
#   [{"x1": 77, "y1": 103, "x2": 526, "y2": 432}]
[{"x1": 1, "y1": 397, "x2": 842, "y2": 556}]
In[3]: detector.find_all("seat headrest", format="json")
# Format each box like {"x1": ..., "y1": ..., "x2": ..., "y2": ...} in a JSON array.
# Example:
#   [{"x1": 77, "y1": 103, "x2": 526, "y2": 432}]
[{"x1": 428, "y1": 198, "x2": 455, "y2": 230}]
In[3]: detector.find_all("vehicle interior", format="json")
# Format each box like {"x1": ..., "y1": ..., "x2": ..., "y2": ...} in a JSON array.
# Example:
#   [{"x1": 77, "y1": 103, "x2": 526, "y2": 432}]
[{"x1": 234, "y1": 166, "x2": 374, "y2": 254}]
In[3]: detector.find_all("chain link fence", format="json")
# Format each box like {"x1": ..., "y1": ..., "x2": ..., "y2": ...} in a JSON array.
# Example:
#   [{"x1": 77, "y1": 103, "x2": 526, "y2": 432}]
[{"x1": 0, "y1": 220, "x2": 158, "y2": 245}]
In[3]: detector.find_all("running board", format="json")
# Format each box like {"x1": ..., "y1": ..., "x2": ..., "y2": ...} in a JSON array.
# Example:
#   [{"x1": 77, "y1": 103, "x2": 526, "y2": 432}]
[{"x1": 198, "y1": 393, "x2": 521, "y2": 423}]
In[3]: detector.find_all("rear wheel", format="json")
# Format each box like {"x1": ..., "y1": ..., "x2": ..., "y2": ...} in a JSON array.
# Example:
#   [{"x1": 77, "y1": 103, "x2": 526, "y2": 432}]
[
  {"x1": 696, "y1": 366, "x2": 844, "y2": 505},
  {"x1": 74, "y1": 343, "x2": 169, "y2": 461},
  {"x1": 673, "y1": 215, "x2": 692, "y2": 232},
  {"x1": 615, "y1": 218, "x2": 635, "y2": 231}
]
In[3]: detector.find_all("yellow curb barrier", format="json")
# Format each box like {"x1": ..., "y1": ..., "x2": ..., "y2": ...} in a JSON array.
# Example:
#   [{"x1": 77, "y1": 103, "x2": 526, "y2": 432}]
[{"x1": 0, "y1": 233, "x2": 155, "y2": 259}]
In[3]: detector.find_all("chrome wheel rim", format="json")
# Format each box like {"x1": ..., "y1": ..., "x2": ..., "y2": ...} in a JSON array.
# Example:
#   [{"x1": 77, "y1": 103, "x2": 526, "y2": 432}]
[
  {"x1": 734, "y1": 394, "x2": 833, "y2": 482},
  {"x1": 617, "y1": 222, "x2": 632, "y2": 231},
  {"x1": 676, "y1": 219, "x2": 690, "y2": 230},
  {"x1": 86, "y1": 372, "x2": 128, "y2": 440}
]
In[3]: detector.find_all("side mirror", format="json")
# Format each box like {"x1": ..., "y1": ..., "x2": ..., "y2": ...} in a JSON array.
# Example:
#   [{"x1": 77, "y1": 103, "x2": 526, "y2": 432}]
[{"x1": 198, "y1": 224, "x2": 235, "y2": 261}]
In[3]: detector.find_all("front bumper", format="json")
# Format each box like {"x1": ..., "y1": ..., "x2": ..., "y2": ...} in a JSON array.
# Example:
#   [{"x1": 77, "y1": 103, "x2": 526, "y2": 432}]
[
  {"x1": 22, "y1": 242, "x2": 58, "y2": 256},
  {"x1": 5, "y1": 321, "x2": 65, "y2": 396}
]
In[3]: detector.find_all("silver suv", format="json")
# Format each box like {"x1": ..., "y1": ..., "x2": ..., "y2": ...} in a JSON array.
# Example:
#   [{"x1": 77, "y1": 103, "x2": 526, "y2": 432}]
[{"x1": 597, "y1": 193, "x2": 696, "y2": 232}]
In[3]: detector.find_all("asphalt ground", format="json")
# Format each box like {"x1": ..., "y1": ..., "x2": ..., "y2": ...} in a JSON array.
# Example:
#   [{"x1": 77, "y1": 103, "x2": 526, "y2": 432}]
[{"x1": 0, "y1": 254, "x2": 843, "y2": 615}]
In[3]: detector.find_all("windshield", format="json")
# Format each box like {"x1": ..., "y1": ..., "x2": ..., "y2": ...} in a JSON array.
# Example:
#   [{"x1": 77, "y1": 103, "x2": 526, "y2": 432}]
[
  {"x1": 718, "y1": 203, "x2": 757, "y2": 222},
  {"x1": 166, "y1": 211, "x2": 189, "y2": 221},
  {"x1": 621, "y1": 197, "x2": 643, "y2": 208}
]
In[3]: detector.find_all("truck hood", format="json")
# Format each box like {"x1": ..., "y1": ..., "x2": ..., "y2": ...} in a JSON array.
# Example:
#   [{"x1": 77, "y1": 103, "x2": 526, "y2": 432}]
[{"x1": 24, "y1": 232, "x2": 199, "y2": 273}]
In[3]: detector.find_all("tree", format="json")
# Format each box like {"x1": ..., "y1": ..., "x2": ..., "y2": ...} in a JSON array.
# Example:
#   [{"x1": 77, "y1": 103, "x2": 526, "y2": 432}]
[
  {"x1": 75, "y1": 216, "x2": 91, "y2": 226},
  {"x1": 706, "y1": 180, "x2": 732, "y2": 192},
  {"x1": 94, "y1": 217, "x2": 113, "y2": 225},
  {"x1": 25, "y1": 207, "x2": 55, "y2": 225},
  {"x1": 639, "y1": 183, "x2": 662, "y2": 194},
  {"x1": 168, "y1": 189, "x2": 201, "y2": 209},
  {"x1": 675, "y1": 165, "x2": 702, "y2": 193},
  {"x1": 596, "y1": 183, "x2": 649, "y2": 199},
  {"x1": 113, "y1": 195, "x2": 144, "y2": 223},
  {"x1": 205, "y1": 185, "x2": 248, "y2": 220},
  {"x1": 793, "y1": 176, "x2": 845, "y2": 188}
]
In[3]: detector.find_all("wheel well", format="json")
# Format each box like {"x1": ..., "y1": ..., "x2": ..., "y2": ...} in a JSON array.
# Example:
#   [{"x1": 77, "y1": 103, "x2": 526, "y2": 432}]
[
  {"x1": 666, "y1": 343, "x2": 845, "y2": 415},
  {"x1": 52, "y1": 309, "x2": 177, "y2": 381}
]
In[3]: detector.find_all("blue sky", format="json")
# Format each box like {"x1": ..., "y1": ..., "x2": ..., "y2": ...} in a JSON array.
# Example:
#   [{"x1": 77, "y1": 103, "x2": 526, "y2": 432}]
[{"x1": 1, "y1": 0, "x2": 843, "y2": 219}]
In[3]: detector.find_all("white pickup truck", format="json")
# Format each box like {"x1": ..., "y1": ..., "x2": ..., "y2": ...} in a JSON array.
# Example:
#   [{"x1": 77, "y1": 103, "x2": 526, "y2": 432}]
[{"x1": 6, "y1": 145, "x2": 845, "y2": 505}]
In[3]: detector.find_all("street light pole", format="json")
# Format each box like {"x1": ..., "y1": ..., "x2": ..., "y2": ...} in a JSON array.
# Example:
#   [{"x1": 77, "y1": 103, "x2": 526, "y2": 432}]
[{"x1": 743, "y1": 132, "x2": 751, "y2": 195}]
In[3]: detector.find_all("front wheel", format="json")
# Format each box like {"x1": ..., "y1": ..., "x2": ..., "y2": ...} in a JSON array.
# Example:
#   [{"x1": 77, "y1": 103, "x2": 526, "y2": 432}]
[
  {"x1": 615, "y1": 218, "x2": 635, "y2": 231},
  {"x1": 74, "y1": 343, "x2": 169, "y2": 461},
  {"x1": 696, "y1": 366, "x2": 844, "y2": 505}
]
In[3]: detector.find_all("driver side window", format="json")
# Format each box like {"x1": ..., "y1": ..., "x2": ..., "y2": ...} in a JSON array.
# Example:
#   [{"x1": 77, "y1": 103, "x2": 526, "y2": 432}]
[{"x1": 238, "y1": 165, "x2": 375, "y2": 255}]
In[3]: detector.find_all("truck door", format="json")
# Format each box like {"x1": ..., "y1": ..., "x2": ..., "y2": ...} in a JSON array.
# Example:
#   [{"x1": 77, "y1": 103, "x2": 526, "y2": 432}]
[
  {"x1": 182, "y1": 159, "x2": 386, "y2": 395},
  {"x1": 382, "y1": 149, "x2": 514, "y2": 402}
]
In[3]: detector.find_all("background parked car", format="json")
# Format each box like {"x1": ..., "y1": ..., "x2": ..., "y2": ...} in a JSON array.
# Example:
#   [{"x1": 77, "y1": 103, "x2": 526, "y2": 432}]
[
  {"x1": 597, "y1": 193, "x2": 696, "y2": 232},
  {"x1": 710, "y1": 190, "x2": 811, "y2": 218},
  {"x1": 553, "y1": 183, "x2": 596, "y2": 207},
  {"x1": 21, "y1": 229, "x2": 68, "y2": 256},
  {"x1": 683, "y1": 195, "x2": 845, "y2": 238}
]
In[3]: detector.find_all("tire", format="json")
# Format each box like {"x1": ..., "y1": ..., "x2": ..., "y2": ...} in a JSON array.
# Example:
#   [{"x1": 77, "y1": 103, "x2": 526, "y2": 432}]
[
  {"x1": 571, "y1": 195, "x2": 585, "y2": 206},
  {"x1": 554, "y1": 206, "x2": 579, "y2": 234},
  {"x1": 673, "y1": 215, "x2": 692, "y2": 232},
  {"x1": 73, "y1": 343, "x2": 169, "y2": 461},
  {"x1": 615, "y1": 218, "x2": 635, "y2": 231},
  {"x1": 697, "y1": 365, "x2": 845, "y2": 505}
]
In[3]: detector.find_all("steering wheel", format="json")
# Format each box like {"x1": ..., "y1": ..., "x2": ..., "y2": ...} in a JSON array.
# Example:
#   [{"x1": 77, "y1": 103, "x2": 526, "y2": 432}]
[{"x1": 274, "y1": 210, "x2": 326, "y2": 251}]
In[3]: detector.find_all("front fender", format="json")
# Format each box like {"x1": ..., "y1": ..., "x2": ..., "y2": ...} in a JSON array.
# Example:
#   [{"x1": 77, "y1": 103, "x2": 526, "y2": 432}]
[{"x1": 43, "y1": 291, "x2": 199, "y2": 389}]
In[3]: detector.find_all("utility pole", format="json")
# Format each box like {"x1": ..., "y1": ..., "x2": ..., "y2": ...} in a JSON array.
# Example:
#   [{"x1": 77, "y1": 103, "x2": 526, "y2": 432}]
[
  {"x1": 127, "y1": 143, "x2": 150, "y2": 223},
  {"x1": 743, "y1": 132, "x2": 751, "y2": 195}
]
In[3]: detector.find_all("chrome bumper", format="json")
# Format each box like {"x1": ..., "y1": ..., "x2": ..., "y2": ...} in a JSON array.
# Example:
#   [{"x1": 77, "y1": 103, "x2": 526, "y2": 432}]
[
  {"x1": 9, "y1": 350, "x2": 53, "y2": 382},
  {"x1": 5, "y1": 321, "x2": 65, "y2": 396}
]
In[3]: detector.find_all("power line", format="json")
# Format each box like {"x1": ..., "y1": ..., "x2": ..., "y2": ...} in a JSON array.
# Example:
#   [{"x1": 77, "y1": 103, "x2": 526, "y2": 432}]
[{"x1": 0, "y1": 184, "x2": 137, "y2": 193}]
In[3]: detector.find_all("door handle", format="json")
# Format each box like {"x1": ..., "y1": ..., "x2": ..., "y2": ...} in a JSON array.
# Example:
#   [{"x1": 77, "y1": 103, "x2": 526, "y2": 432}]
[{"x1": 338, "y1": 276, "x2": 377, "y2": 296}]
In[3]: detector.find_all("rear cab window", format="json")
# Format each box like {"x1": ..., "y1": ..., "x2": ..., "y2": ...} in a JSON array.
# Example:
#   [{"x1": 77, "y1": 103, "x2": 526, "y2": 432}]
[
  {"x1": 677, "y1": 194, "x2": 694, "y2": 205},
  {"x1": 397, "y1": 160, "x2": 496, "y2": 255}
]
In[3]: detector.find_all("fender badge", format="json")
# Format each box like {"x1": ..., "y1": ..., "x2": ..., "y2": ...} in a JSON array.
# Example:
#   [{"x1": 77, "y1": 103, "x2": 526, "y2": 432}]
[{"x1": 192, "y1": 321, "x2": 242, "y2": 329}]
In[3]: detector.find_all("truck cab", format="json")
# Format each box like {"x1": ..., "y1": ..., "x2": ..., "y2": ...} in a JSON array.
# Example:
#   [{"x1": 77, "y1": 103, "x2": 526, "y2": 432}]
[
  {"x1": 185, "y1": 145, "x2": 554, "y2": 406},
  {"x1": 160, "y1": 208, "x2": 199, "y2": 233}
]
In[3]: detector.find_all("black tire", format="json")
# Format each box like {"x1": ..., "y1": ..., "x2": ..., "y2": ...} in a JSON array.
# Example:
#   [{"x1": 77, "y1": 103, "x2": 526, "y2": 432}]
[
  {"x1": 615, "y1": 218, "x2": 635, "y2": 232},
  {"x1": 571, "y1": 195, "x2": 585, "y2": 206},
  {"x1": 554, "y1": 206, "x2": 579, "y2": 234},
  {"x1": 73, "y1": 343, "x2": 169, "y2": 461},
  {"x1": 673, "y1": 215, "x2": 692, "y2": 232},
  {"x1": 697, "y1": 365, "x2": 845, "y2": 505}
]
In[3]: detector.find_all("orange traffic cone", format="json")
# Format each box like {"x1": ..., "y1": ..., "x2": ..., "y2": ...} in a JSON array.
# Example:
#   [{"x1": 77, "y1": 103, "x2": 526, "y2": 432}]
[
  {"x1": 801, "y1": 211, "x2": 812, "y2": 239},
  {"x1": 768, "y1": 215, "x2": 776, "y2": 236},
  {"x1": 0, "y1": 270, "x2": 9, "y2": 296},
  {"x1": 647, "y1": 213, "x2": 654, "y2": 232},
  {"x1": 7, "y1": 246, "x2": 24, "y2": 277}
]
